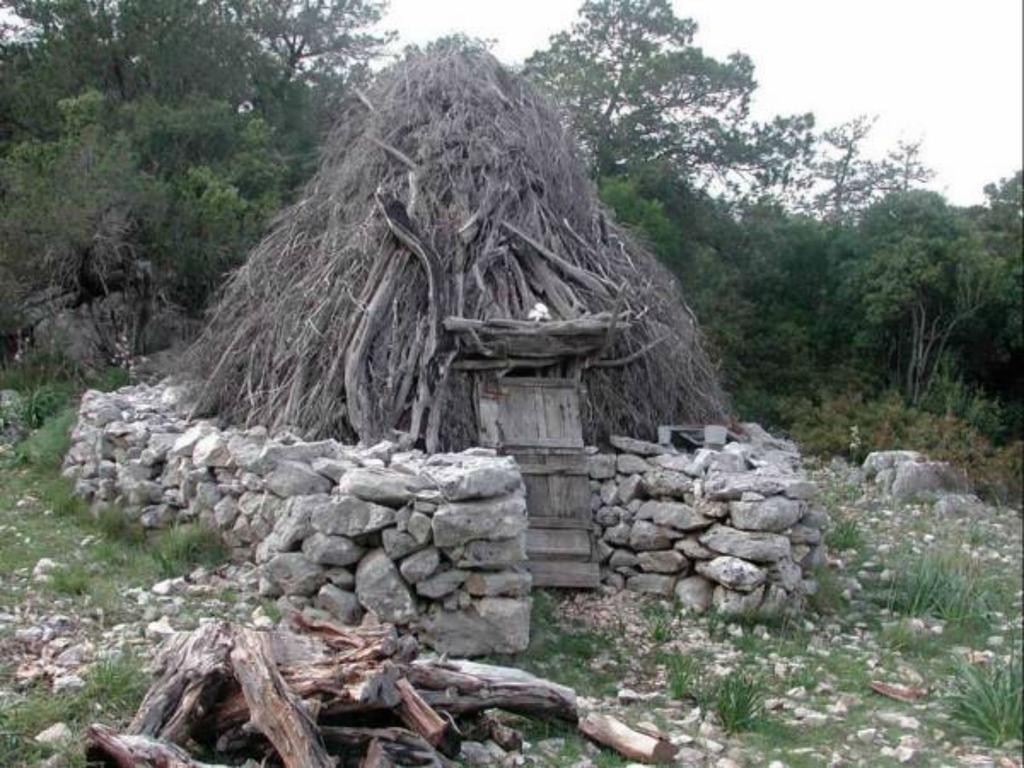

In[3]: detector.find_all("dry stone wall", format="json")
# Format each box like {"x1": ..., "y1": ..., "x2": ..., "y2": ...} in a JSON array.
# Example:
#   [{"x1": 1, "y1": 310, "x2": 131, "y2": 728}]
[
  {"x1": 588, "y1": 430, "x2": 826, "y2": 615},
  {"x1": 62, "y1": 383, "x2": 531, "y2": 656}
]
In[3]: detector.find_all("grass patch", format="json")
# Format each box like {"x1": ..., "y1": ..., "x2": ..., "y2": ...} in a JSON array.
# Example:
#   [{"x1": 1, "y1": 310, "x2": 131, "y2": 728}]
[
  {"x1": 828, "y1": 517, "x2": 863, "y2": 552},
  {"x1": 885, "y1": 551, "x2": 996, "y2": 626},
  {"x1": 150, "y1": 524, "x2": 228, "y2": 578},
  {"x1": 711, "y1": 669, "x2": 766, "y2": 733},
  {"x1": 808, "y1": 565, "x2": 847, "y2": 615},
  {"x1": 48, "y1": 562, "x2": 93, "y2": 596},
  {"x1": 0, "y1": 654, "x2": 146, "y2": 765},
  {"x1": 513, "y1": 591, "x2": 624, "y2": 696},
  {"x1": 642, "y1": 601, "x2": 674, "y2": 643},
  {"x1": 948, "y1": 654, "x2": 1023, "y2": 746},
  {"x1": 665, "y1": 653, "x2": 702, "y2": 701},
  {"x1": 14, "y1": 406, "x2": 77, "y2": 470}
]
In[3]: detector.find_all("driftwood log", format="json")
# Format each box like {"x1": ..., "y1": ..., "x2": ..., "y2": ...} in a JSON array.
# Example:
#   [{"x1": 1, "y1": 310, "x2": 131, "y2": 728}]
[{"x1": 85, "y1": 617, "x2": 676, "y2": 766}]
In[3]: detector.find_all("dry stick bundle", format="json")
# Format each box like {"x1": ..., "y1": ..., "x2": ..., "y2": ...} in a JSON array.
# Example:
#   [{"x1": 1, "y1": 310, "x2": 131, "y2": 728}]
[
  {"x1": 186, "y1": 49, "x2": 725, "y2": 450},
  {"x1": 85, "y1": 617, "x2": 677, "y2": 767}
]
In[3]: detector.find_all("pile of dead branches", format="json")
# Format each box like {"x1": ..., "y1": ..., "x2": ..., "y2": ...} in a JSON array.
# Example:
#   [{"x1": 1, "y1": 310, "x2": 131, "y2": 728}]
[
  {"x1": 186, "y1": 48, "x2": 725, "y2": 450},
  {"x1": 85, "y1": 615, "x2": 678, "y2": 767}
]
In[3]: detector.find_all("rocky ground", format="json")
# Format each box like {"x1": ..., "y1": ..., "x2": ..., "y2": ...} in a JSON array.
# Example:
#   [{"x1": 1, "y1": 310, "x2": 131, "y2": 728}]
[{"x1": 0, "y1": 437, "x2": 1021, "y2": 766}]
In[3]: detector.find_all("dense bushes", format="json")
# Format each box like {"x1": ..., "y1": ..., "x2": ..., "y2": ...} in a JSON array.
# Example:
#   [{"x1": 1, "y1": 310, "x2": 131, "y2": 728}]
[{"x1": 788, "y1": 391, "x2": 1022, "y2": 504}]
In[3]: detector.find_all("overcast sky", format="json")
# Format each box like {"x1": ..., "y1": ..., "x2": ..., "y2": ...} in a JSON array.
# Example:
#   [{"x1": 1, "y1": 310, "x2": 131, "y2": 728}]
[{"x1": 379, "y1": 0, "x2": 1023, "y2": 205}]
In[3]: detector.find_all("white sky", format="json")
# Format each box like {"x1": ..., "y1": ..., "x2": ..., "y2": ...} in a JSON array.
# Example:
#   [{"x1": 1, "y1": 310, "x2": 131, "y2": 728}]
[{"x1": 379, "y1": 0, "x2": 1023, "y2": 205}]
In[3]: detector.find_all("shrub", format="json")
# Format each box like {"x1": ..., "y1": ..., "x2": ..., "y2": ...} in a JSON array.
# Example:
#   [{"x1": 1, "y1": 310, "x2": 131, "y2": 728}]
[
  {"x1": 948, "y1": 655, "x2": 1023, "y2": 746},
  {"x1": 789, "y1": 390, "x2": 1022, "y2": 504}
]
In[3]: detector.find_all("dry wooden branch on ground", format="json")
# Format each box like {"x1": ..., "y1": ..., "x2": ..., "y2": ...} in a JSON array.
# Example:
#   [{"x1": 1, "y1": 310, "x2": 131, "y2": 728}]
[
  {"x1": 578, "y1": 713, "x2": 678, "y2": 764},
  {"x1": 86, "y1": 618, "x2": 676, "y2": 767}
]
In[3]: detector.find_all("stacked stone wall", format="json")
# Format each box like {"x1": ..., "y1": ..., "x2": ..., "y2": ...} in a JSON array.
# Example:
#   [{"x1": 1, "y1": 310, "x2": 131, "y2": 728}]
[
  {"x1": 588, "y1": 431, "x2": 827, "y2": 615},
  {"x1": 63, "y1": 384, "x2": 531, "y2": 655}
]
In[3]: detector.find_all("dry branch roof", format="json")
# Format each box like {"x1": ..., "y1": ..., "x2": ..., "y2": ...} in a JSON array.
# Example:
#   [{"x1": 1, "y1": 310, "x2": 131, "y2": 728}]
[{"x1": 186, "y1": 48, "x2": 725, "y2": 449}]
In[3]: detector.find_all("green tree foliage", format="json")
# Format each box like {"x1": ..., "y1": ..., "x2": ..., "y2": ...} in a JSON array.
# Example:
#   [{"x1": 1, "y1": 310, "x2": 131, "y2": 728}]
[
  {"x1": 525, "y1": 0, "x2": 815, "y2": 194},
  {"x1": 0, "y1": 0, "x2": 389, "y2": 336},
  {"x1": 854, "y1": 191, "x2": 999, "y2": 404},
  {"x1": 810, "y1": 115, "x2": 934, "y2": 222}
]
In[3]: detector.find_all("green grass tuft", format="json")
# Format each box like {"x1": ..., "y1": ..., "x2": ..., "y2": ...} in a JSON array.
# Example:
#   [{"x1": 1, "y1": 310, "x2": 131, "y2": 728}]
[
  {"x1": 712, "y1": 670, "x2": 766, "y2": 733},
  {"x1": 150, "y1": 523, "x2": 228, "y2": 578},
  {"x1": 885, "y1": 552, "x2": 992, "y2": 626},
  {"x1": 807, "y1": 565, "x2": 846, "y2": 615},
  {"x1": 48, "y1": 563, "x2": 92, "y2": 596},
  {"x1": 828, "y1": 517, "x2": 863, "y2": 552},
  {"x1": 948, "y1": 654, "x2": 1023, "y2": 746},
  {"x1": 16, "y1": 406, "x2": 77, "y2": 469},
  {"x1": 665, "y1": 653, "x2": 702, "y2": 701}
]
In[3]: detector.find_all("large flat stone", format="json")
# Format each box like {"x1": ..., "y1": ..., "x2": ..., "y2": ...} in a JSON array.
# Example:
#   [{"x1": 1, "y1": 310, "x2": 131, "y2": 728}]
[
  {"x1": 629, "y1": 520, "x2": 680, "y2": 550},
  {"x1": 419, "y1": 598, "x2": 530, "y2": 655},
  {"x1": 419, "y1": 456, "x2": 520, "y2": 501},
  {"x1": 464, "y1": 570, "x2": 532, "y2": 597},
  {"x1": 728, "y1": 496, "x2": 803, "y2": 533},
  {"x1": 626, "y1": 573, "x2": 677, "y2": 596},
  {"x1": 641, "y1": 470, "x2": 693, "y2": 500},
  {"x1": 637, "y1": 500, "x2": 712, "y2": 532},
  {"x1": 311, "y1": 496, "x2": 397, "y2": 537},
  {"x1": 336, "y1": 468, "x2": 428, "y2": 507},
  {"x1": 699, "y1": 525, "x2": 791, "y2": 563},
  {"x1": 301, "y1": 532, "x2": 364, "y2": 566},
  {"x1": 610, "y1": 435, "x2": 665, "y2": 456},
  {"x1": 703, "y1": 471, "x2": 788, "y2": 501},
  {"x1": 432, "y1": 494, "x2": 527, "y2": 547},
  {"x1": 696, "y1": 556, "x2": 766, "y2": 592},
  {"x1": 636, "y1": 550, "x2": 690, "y2": 574},
  {"x1": 264, "y1": 460, "x2": 333, "y2": 497},
  {"x1": 262, "y1": 553, "x2": 326, "y2": 596},
  {"x1": 355, "y1": 550, "x2": 417, "y2": 624},
  {"x1": 456, "y1": 537, "x2": 528, "y2": 569}
]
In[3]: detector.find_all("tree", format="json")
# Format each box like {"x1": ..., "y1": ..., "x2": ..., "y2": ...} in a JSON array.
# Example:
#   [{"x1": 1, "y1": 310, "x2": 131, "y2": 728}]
[
  {"x1": 856, "y1": 191, "x2": 997, "y2": 404},
  {"x1": 810, "y1": 116, "x2": 933, "y2": 222},
  {"x1": 525, "y1": 0, "x2": 814, "y2": 195},
  {"x1": 247, "y1": 0, "x2": 392, "y2": 84},
  {"x1": 0, "y1": 0, "x2": 389, "y2": 329}
]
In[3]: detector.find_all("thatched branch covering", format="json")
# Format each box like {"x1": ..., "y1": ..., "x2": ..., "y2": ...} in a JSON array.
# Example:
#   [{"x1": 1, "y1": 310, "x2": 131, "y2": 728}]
[{"x1": 186, "y1": 49, "x2": 725, "y2": 450}]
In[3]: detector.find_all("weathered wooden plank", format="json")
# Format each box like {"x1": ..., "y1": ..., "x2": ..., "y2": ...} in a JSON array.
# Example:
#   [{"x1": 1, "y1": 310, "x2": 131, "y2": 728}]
[
  {"x1": 547, "y1": 474, "x2": 591, "y2": 521},
  {"x1": 522, "y1": 474, "x2": 552, "y2": 517},
  {"x1": 526, "y1": 516, "x2": 594, "y2": 530},
  {"x1": 527, "y1": 529, "x2": 591, "y2": 561},
  {"x1": 528, "y1": 560, "x2": 601, "y2": 588}
]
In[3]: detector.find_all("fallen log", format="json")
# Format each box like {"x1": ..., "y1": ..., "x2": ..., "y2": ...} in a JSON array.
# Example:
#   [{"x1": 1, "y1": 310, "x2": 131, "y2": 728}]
[
  {"x1": 85, "y1": 724, "x2": 230, "y2": 768},
  {"x1": 394, "y1": 677, "x2": 462, "y2": 756},
  {"x1": 229, "y1": 628, "x2": 334, "y2": 768},
  {"x1": 578, "y1": 712, "x2": 677, "y2": 764},
  {"x1": 407, "y1": 659, "x2": 578, "y2": 721},
  {"x1": 321, "y1": 726, "x2": 453, "y2": 767}
]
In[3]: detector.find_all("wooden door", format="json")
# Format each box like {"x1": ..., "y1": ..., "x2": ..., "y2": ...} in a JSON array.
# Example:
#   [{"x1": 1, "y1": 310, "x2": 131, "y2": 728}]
[
  {"x1": 477, "y1": 376, "x2": 583, "y2": 450},
  {"x1": 476, "y1": 375, "x2": 599, "y2": 588}
]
